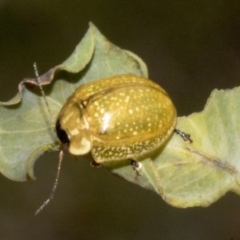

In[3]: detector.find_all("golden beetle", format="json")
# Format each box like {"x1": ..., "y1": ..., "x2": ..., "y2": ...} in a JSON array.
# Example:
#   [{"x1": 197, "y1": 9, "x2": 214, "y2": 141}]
[
  {"x1": 35, "y1": 73, "x2": 192, "y2": 214},
  {"x1": 55, "y1": 74, "x2": 177, "y2": 163}
]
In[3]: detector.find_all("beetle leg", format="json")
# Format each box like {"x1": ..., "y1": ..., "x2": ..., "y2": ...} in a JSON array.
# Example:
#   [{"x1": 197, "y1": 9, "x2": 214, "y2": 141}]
[
  {"x1": 174, "y1": 129, "x2": 193, "y2": 143},
  {"x1": 130, "y1": 160, "x2": 142, "y2": 177},
  {"x1": 90, "y1": 160, "x2": 101, "y2": 168}
]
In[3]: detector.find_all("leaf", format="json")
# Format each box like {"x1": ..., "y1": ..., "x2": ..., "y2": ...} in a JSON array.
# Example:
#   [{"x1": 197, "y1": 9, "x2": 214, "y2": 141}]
[
  {"x1": 0, "y1": 23, "x2": 147, "y2": 181},
  {"x1": 1, "y1": 23, "x2": 240, "y2": 209},
  {"x1": 105, "y1": 87, "x2": 240, "y2": 207}
]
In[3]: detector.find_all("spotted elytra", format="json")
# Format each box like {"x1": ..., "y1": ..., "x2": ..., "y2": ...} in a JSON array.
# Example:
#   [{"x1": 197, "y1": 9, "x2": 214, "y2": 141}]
[
  {"x1": 56, "y1": 74, "x2": 177, "y2": 162},
  {"x1": 34, "y1": 65, "x2": 191, "y2": 214}
]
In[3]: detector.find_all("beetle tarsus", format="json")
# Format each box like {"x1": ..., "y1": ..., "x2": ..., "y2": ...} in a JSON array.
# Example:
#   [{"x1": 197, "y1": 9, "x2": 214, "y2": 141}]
[{"x1": 174, "y1": 129, "x2": 193, "y2": 143}]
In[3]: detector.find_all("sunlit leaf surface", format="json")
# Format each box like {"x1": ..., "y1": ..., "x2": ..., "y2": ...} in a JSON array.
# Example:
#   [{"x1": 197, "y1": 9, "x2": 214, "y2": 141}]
[{"x1": 0, "y1": 23, "x2": 239, "y2": 208}]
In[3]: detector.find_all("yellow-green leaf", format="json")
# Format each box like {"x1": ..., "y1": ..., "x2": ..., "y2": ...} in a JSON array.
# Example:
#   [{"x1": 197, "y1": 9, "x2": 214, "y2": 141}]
[
  {"x1": 105, "y1": 87, "x2": 240, "y2": 207},
  {"x1": 0, "y1": 23, "x2": 147, "y2": 181},
  {"x1": 0, "y1": 23, "x2": 239, "y2": 209}
]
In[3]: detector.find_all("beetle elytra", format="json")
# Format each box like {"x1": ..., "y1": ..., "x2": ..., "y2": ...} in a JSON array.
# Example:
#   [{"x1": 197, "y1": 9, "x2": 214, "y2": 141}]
[{"x1": 56, "y1": 74, "x2": 177, "y2": 163}]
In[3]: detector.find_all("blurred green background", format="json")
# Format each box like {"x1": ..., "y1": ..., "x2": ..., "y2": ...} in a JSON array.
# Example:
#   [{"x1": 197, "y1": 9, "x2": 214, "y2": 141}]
[{"x1": 0, "y1": 1, "x2": 240, "y2": 239}]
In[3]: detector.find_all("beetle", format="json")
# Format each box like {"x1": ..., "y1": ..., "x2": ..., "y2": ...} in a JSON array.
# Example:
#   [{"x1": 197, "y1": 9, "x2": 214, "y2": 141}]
[
  {"x1": 55, "y1": 74, "x2": 177, "y2": 165},
  {"x1": 34, "y1": 72, "x2": 191, "y2": 214}
]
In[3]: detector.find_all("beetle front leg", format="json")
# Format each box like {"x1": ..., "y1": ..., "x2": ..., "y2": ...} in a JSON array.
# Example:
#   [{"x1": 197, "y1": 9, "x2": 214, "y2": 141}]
[{"x1": 90, "y1": 160, "x2": 101, "y2": 168}]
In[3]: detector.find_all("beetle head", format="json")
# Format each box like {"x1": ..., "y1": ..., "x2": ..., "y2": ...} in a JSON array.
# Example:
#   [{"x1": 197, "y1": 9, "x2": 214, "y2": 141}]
[{"x1": 56, "y1": 101, "x2": 92, "y2": 155}]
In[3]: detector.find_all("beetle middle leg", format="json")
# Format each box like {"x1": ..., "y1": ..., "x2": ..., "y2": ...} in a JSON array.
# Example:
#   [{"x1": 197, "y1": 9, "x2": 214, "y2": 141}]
[{"x1": 130, "y1": 160, "x2": 142, "y2": 177}]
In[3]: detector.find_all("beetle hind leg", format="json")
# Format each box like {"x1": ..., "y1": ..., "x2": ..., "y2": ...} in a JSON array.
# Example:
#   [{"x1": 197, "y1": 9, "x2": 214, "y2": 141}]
[{"x1": 174, "y1": 129, "x2": 193, "y2": 143}]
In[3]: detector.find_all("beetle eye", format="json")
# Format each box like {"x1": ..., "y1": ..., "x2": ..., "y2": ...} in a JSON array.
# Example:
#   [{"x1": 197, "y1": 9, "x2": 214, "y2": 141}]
[{"x1": 55, "y1": 119, "x2": 70, "y2": 145}]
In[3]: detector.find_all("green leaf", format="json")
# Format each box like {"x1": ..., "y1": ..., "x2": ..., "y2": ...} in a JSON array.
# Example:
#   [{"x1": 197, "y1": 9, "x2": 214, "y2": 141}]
[
  {"x1": 0, "y1": 23, "x2": 147, "y2": 181},
  {"x1": 1, "y1": 23, "x2": 240, "y2": 208},
  {"x1": 105, "y1": 87, "x2": 240, "y2": 207}
]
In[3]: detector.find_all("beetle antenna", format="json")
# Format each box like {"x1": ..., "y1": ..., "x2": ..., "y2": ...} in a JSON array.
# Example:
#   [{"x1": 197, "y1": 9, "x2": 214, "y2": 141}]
[
  {"x1": 35, "y1": 150, "x2": 64, "y2": 215},
  {"x1": 33, "y1": 63, "x2": 64, "y2": 215},
  {"x1": 33, "y1": 62, "x2": 54, "y2": 124}
]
